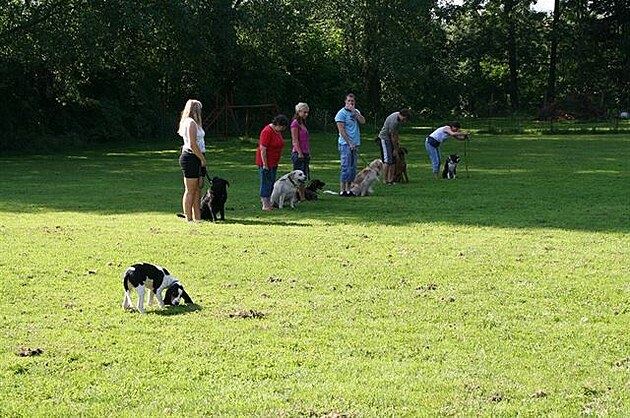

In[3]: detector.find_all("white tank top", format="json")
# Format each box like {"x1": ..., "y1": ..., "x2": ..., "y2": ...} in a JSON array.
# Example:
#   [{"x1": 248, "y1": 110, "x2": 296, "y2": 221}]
[
  {"x1": 429, "y1": 126, "x2": 450, "y2": 143},
  {"x1": 178, "y1": 118, "x2": 205, "y2": 153}
]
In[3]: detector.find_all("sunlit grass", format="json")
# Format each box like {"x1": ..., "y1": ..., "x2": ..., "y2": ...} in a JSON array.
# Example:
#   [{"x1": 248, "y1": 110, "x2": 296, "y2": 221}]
[{"x1": 0, "y1": 130, "x2": 628, "y2": 416}]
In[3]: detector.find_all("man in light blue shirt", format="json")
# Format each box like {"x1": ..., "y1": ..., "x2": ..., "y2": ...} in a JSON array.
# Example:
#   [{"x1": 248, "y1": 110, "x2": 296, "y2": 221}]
[{"x1": 335, "y1": 93, "x2": 365, "y2": 196}]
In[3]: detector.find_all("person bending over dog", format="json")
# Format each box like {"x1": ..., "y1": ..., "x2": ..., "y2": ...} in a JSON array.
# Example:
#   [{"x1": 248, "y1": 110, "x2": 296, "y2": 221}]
[
  {"x1": 424, "y1": 121, "x2": 468, "y2": 179},
  {"x1": 377, "y1": 109, "x2": 411, "y2": 184}
]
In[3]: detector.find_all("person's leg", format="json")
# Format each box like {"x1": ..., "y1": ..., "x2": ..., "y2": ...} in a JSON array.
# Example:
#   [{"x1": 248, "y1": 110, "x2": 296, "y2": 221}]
[
  {"x1": 343, "y1": 147, "x2": 358, "y2": 195},
  {"x1": 182, "y1": 177, "x2": 198, "y2": 221},
  {"x1": 192, "y1": 176, "x2": 202, "y2": 220},
  {"x1": 339, "y1": 144, "x2": 350, "y2": 194},
  {"x1": 299, "y1": 155, "x2": 310, "y2": 200},
  {"x1": 425, "y1": 141, "x2": 440, "y2": 179},
  {"x1": 260, "y1": 166, "x2": 276, "y2": 210},
  {"x1": 381, "y1": 139, "x2": 394, "y2": 183}
]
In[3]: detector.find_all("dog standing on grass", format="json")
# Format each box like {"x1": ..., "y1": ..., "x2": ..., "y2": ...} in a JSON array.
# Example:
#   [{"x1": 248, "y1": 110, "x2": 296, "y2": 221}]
[
  {"x1": 392, "y1": 146, "x2": 409, "y2": 183},
  {"x1": 122, "y1": 263, "x2": 193, "y2": 313}
]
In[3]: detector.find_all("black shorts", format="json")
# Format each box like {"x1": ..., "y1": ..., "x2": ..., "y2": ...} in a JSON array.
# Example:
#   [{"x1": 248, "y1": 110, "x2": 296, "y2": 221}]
[{"x1": 179, "y1": 151, "x2": 203, "y2": 178}]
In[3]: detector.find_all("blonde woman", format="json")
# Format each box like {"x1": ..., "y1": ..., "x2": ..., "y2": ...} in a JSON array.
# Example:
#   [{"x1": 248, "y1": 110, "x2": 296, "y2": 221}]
[
  {"x1": 291, "y1": 102, "x2": 311, "y2": 201},
  {"x1": 177, "y1": 99, "x2": 207, "y2": 221}
]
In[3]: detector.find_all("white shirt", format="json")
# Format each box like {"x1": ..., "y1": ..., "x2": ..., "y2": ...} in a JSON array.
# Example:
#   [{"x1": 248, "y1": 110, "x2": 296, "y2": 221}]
[{"x1": 178, "y1": 118, "x2": 205, "y2": 153}]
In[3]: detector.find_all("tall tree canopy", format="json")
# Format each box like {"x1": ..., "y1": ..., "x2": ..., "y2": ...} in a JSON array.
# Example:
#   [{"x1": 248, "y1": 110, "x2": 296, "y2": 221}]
[{"x1": 0, "y1": 0, "x2": 627, "y2": 149}]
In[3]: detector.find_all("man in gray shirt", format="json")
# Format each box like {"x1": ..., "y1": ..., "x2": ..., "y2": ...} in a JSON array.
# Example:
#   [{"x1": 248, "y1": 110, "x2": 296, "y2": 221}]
[{"x1": 378, "y1": 109, "x2": 411, "y2": 184}]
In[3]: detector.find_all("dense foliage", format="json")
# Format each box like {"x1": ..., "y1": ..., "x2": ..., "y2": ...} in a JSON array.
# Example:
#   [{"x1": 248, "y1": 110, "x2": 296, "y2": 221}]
[{"x1": 1, "y1": 0, "x2": 628, "y2": 149}]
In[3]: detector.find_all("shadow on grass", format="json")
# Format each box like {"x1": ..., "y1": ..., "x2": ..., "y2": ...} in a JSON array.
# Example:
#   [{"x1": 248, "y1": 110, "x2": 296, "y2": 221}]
[
  {"x1": 151, "y1": 303, "x2": 203, "y2": 316},
  {"x1": 0, "y1": 135, "x2": 628, "y2": 233}
]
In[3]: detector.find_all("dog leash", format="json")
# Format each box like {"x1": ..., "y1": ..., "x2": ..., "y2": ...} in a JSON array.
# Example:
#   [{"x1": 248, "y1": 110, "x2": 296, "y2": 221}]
[{"x1": 354, "y1": 148, "x2": 371, "y2": 167}]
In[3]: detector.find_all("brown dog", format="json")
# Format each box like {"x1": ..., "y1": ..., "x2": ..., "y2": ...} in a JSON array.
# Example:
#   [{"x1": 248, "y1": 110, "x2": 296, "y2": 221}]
[{"x1": 392, "y1": 145, "x2": 408, "y2": 183}]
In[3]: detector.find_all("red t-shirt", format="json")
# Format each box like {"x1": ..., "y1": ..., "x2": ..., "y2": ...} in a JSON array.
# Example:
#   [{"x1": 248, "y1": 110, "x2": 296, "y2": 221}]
[{"x1": 256, "y1": 124, "x2": 285, "y2": 167}]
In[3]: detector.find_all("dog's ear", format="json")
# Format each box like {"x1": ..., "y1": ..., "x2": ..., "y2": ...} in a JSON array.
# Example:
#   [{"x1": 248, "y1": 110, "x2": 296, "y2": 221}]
[
  {"x1": 163, "y1": 286, "x2": 174, "y2": 305},
  {"x1": 181, "y1": 289, "x2": 193, "y2": 304}
]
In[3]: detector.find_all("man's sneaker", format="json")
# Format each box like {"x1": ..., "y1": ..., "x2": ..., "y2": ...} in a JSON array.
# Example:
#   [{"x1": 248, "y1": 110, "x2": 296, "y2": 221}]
[
  {"x1": 347, "y1": 191, "x2": 356, "y2": 197},
  {"x1": 339, "y1": 191, "x2": 347, "y2": 197}
]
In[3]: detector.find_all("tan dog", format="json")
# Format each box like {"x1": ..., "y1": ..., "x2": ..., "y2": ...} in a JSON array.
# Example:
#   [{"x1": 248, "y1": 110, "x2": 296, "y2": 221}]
[
  {"x1": 349, "y1": 159, "x2": 383, "y2": 196},
  {"x1": 271, "y1": 170, "x2": 307, "y2": 208}
]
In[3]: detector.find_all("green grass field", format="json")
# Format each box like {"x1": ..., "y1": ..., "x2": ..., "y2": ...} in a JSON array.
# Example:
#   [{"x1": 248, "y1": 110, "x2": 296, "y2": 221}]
[{"x1": 0, "y1": 127, "x2": 628, "y2": 416}]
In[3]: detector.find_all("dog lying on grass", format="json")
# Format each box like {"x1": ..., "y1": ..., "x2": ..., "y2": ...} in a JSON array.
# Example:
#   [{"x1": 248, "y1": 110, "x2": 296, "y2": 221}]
[{"x1": 302, "y1": 179, "x2": 326, "y2": 201}]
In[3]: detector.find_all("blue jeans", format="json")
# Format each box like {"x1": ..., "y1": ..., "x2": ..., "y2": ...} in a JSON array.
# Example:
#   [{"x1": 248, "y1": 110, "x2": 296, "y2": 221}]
[
  {"x1": 259, "y1": 166, "x2": 277, "y2": 198},
  {"x1": 425, "y1": 139, "x2": 441, "y2": 173},
  {"x1": 339, "y1": 144, "x2": 358, "y2": 183}
]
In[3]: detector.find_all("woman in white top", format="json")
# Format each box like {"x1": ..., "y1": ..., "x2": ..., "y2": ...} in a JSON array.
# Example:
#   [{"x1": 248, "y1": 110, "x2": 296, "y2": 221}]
[
  {"x1": 424, "y1": 121, "x2": 468, "y2": 179},
  {"x1": 178, "y1": 99, "x2": 207, "y2": 221}
]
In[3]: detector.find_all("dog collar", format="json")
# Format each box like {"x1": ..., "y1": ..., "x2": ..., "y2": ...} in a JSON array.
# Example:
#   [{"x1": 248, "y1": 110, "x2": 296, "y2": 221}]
[{"x1": 288, "y1": 176, "x2": 297, "y2": 186}]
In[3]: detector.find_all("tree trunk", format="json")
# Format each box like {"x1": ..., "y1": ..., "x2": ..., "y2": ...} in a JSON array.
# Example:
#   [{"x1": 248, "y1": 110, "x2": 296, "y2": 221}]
[
  {"x1": 545, "y1": 0, "x2": 561, "y2": 104},
  {"x1": 505, "y1": 0, "x2": 520, "y2": 110}
]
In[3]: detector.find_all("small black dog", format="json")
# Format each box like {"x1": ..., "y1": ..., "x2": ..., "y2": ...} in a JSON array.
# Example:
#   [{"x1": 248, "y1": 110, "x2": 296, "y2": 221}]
[
  {"x1": 303, "y1": 179, "x2": 326, "y2": 201},
  {"x1": 442, "y1": 154, "x2": 461, "y2": 179},
  {"x1": 200, "y1": 176, "x2": 230, "y2": 221}
]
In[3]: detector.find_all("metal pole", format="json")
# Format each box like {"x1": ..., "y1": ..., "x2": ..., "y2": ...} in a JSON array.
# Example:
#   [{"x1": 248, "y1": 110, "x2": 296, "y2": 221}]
[{"x1": 464, "y1": 136, "x2": 470, "y2": 178}]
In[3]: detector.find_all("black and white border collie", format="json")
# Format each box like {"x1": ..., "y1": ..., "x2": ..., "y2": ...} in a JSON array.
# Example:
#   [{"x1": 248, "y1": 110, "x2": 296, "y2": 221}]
[
  {"x1": 121, "y1": 263, "x2": 193, "y2": 313},
  {"x1": 442, "y1": 154, "x2": 461, "y2": 179}
]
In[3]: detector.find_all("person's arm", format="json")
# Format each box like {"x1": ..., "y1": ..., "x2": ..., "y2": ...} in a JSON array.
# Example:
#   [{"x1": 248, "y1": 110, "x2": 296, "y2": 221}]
[
  {"x1": 188, "y1": 122, "x2": 206, "y2": 166},
  {"x1": 291, "y1": 125, "x2": 303, "y2": 158},
  {"x1": 444, "y1": 126, "x2": 468, "y2": 140},
  {"x1": 390, "y1": 129, "x2": 400, "y2": 146},
  {"x1": 336, "y1": 121, "x2": 355, "y2": 150},
  {"x1": 260, "y1": 145, "x2": 269, "y2": 169},
  {"x1": 355, "y1": 109, "x2": 365, "y2": 124}
]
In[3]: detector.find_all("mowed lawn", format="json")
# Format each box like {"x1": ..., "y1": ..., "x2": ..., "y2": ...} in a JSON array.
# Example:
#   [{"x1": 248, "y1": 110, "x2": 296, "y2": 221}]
[{"x1": 0, "y1": 127, "x2": 628, "y2": 416}]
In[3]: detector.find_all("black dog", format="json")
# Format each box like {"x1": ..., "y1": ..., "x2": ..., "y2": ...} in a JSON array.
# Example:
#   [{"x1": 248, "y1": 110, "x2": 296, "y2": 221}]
[
  {"x1": 303, "y1": 179, "x2": 326, "y2": 201},
  {"x1": 200, "y1": 176, "x2": 230, "y2": 221},
  {"x1": 442, "y1": 154, "x2": 461, "y2": 179}
]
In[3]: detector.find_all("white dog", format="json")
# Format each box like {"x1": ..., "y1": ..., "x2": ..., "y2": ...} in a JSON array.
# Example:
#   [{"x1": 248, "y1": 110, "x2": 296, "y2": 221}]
[
  {"x1": 271, "y1": 170, "x2": 306, "y2": 208},
  {"x1": 349, "y1": 159, "x2": 383, "y2": 196}
]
